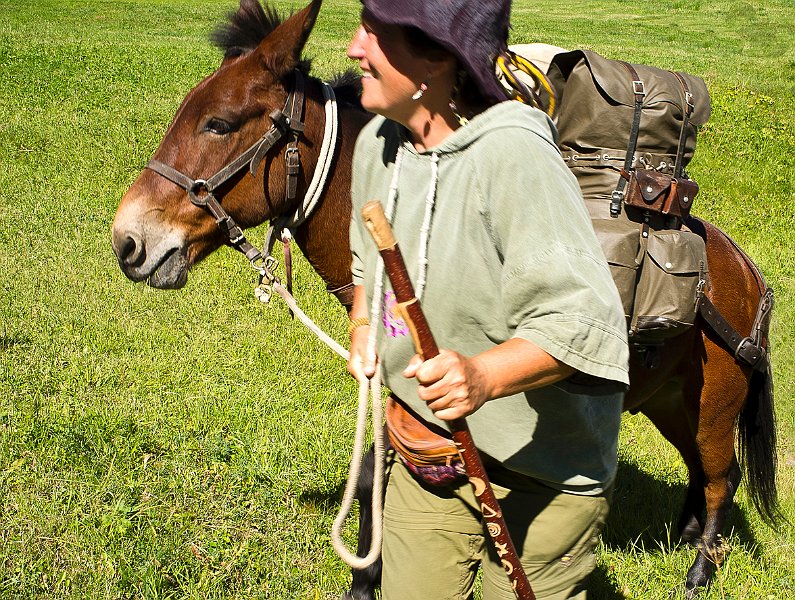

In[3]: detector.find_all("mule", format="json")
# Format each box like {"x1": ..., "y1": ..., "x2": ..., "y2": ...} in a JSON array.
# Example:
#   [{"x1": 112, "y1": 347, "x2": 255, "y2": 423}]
[{"x1": 112, "y1": 1, "x2": 780, "y2": 598}]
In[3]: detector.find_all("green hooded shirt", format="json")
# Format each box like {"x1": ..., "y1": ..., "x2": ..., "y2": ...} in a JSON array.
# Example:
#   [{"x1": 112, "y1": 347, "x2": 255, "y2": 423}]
[{"x1": 350, "y1": 101, "x2": 629, "y2": 495}]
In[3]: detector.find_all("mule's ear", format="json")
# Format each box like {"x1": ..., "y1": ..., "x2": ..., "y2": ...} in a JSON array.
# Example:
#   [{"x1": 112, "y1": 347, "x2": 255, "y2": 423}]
[{"x1": 256, "y1": 0, "x2": 322, "y2": 78}]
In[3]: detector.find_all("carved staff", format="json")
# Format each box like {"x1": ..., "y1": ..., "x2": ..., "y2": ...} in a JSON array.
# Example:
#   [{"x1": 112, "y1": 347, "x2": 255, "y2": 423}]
[{"x1": 361, "y1": 200, "x2": 535, "y2": 600}]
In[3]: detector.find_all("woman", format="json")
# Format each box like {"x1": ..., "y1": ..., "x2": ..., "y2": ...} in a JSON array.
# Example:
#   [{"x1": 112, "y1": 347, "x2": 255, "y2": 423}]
[{"x1": 345, "y1": 1, "x2": 630, "y2": 598}]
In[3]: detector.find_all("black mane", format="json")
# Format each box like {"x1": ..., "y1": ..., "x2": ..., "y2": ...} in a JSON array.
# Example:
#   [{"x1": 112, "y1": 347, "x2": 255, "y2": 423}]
[
  {"x1": 210, "y1": 0, "x2": 362, "y2": 107},
  {"x1": 210, "y1": 0, "x2": 283, "y2": 56}
]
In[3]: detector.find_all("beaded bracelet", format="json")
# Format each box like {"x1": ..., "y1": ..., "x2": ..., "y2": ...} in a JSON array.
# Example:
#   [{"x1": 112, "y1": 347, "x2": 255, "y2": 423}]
[{"x1": 348, "y1": 317, "x2": 370, "y2": 336}]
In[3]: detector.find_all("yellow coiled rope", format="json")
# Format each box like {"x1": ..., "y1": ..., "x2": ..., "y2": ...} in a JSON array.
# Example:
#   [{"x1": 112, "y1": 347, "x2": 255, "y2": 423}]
[{"x1": 497, "y1": 49, "x2": 557, "y2": 117}]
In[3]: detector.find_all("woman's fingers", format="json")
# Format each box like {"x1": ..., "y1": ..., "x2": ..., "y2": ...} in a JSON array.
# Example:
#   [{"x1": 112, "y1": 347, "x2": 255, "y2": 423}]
[
  {"x1": 403, "y1": 350, "x2": 490, "y2": 419},
  {"x1": 347, "y1": 326, "x2": 377, "y2": 381}
]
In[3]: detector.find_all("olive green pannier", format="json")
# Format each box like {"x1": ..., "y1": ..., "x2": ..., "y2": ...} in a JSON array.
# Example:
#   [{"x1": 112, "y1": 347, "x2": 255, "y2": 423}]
[{"x1": 546, "y1": 50, "x2": 712, "y2": 344}]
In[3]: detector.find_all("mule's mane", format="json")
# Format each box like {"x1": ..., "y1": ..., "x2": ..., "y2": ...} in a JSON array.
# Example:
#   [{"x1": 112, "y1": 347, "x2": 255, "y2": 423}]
[
  {"x1": 210, "y1": 0, "x2": 362, "y2": 107},
  {"x1": 210, "y1": 0, "x2": 283, "y2": 56}
]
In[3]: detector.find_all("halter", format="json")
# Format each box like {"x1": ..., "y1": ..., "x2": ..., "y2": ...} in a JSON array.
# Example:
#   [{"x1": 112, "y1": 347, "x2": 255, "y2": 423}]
[{"x1": 145, "y1": 70, "x2": 308, "y2": 288}]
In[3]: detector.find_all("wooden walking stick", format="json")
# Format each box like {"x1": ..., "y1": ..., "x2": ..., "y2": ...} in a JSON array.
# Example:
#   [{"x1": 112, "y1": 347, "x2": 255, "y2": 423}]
[{"x1": 361, "y1": 200, "x2": 536, "y2": 600}]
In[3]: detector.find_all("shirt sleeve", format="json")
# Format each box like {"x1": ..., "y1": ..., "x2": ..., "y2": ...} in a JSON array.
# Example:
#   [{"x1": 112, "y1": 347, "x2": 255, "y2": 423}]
[{"x1": 476, "y1": 125, "x2": 630, "y2": 385}]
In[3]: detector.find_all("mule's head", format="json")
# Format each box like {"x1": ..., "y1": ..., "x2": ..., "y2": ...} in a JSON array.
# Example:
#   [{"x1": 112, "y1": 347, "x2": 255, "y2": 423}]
[{"x1": 112, "y1": 0, "x2": 322, "y2": 289}]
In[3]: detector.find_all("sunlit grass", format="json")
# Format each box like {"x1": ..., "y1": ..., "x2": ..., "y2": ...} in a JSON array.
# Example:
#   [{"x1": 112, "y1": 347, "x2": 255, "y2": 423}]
[{"x1": 1, "y1": 0, "x2": 793, "y2": 597}]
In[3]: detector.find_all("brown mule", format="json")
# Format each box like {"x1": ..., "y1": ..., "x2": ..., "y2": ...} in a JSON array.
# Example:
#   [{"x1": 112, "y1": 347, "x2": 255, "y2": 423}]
[{"x1": 111, "y1": 1, "x2": 780, "y2": 598}]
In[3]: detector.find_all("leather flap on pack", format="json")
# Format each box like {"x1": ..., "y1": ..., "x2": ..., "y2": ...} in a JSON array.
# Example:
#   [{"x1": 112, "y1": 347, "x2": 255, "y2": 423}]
[
  {"x1": 549, "y1": 50, "x2": 636, "y2": 107},
  {"x1": 635, "y1": 170, "x2": 673, "y2": 204},
  {"x1": 548, "y1": 50, "x2": 711, "y2": 124},
  {"x1": 646, "y1": 230, "x2": 705, "y2": 275},
  {"x1": 676, "y1": 178, "x2": 699, "y2": 211}
]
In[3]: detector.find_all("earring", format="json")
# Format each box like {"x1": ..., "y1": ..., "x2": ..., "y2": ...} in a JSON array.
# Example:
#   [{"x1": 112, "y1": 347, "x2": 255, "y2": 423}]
[
  {"x1": 412, "y1": 81, "x2": 428, "y2": 100},
  {"x1": 448, "y1": 99, "x2": 469, "y2": 126},
  {"x1": 448, "y1": 73, "x2": 470, "y2": 126}
]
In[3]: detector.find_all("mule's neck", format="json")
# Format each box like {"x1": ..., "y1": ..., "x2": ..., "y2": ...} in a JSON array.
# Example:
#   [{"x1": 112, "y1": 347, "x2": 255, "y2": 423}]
[{"x1": 288, "y1": 76, "x2": 372, "y2": 311}]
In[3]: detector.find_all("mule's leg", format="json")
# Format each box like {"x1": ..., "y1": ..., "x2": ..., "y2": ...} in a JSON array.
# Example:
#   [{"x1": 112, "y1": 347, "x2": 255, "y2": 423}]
[
  {"x1": 342, "y1": 445, "x2": 382, "y2": 600},
  {"x1": 639, "y1": 381, "x2": 705, "y2": 542},
  {"x1": 684, "y1": 352, "x2": 747, "y2": 597}
]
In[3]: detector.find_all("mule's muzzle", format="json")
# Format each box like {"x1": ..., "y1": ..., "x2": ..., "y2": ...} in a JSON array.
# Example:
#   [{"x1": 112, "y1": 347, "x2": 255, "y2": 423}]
[{"x1": 112, "y1": 227, "x2": 189, "y2": 289}]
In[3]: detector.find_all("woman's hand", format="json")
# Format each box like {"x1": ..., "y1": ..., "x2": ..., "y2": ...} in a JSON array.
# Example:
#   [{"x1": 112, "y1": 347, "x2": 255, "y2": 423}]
[
  {"x1": 346, "y1": 285, "x2": 377, "y2": 382},
  {"x1": 402, "y1": 349, "x2": 490, "y2": 421},
  {"x1": 402, "y1": 338, "x2": 576, "y2": 421},
  {"x1": 347, "y1": 324, "x2": 377, "y2": 382}
]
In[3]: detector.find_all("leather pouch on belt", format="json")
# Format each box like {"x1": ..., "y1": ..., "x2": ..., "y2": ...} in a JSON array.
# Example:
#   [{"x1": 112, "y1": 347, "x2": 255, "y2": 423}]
[
  {"x1": 624, "y1": 169, "x2": 697, "y2": 219},
  {"x1": 624, "y1": 169, "x2": 673, "y2": 212},
  {"x1": 385, "y1": 396, "x2": 465, "y2": 486}
]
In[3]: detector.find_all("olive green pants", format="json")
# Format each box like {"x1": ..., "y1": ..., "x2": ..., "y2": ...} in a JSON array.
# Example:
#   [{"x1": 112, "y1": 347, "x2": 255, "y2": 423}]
[{"x1": 381, "y1": 458, "x2": 610, "y2": 600}]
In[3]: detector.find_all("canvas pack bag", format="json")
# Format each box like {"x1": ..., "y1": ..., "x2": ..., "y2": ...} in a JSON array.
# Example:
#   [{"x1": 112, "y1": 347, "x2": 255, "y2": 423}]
[
  {"x1": 546, "y1": 49, "x2": 711, "y2": 220},
  {"x1": 545, "y1": 50, "x2": 712, "y2": 343}
]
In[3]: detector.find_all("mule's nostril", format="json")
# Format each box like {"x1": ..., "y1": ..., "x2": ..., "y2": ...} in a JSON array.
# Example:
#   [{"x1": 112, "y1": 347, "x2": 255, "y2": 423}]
[{"x1": 118, "y1": 234, "x2": 144, "y2": 267}]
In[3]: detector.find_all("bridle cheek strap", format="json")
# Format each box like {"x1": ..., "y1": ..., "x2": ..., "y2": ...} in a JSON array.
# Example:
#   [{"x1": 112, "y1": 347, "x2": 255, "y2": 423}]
[{"x1": 144, "y1": 71, "x2": 307, "y2": 266}]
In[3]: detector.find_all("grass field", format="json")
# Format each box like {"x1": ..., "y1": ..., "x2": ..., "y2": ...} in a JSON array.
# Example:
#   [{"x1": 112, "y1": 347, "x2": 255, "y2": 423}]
[{"x1": 1, "y1": 0, "x2": 793, "y2": 598}]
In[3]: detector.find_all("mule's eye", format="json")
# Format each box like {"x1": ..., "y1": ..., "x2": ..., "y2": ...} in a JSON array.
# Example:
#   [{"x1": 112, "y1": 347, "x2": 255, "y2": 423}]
[{"x1": 205, "y1": 118, "x2": 233, "y2": 135}]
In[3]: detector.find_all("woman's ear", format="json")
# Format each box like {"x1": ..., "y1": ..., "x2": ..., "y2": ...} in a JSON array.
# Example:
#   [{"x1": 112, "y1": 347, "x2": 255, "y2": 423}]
[{"x1": 423, "y1": 54, "x2": 458, "y2": 94}]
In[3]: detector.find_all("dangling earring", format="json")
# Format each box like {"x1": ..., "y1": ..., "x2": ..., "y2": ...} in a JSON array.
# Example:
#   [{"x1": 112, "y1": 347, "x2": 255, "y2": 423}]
[
  {"x1": 448, "y1": 98, "x2": 469, "y2": 126},
  {"x1": 449, "y1": 72, "x2": 469, "y2": 126},
  {"x1": 412, "y1": 81, "x2": 428, "y2": 100}
]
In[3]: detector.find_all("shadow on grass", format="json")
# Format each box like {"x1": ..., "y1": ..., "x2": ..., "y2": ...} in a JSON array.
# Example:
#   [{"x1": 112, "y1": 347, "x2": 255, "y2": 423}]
[
  {"x1": 299, "y1": 480, "x2": 348, "y2": 512},
  {"x1": 0, "y1": 334, "x2": 31, "y2": 349},
  {"x1": 586, "y1": 563, "x2": 626, "y2": 600},
  {"x1": 603, "y1": 460, "x2": 760, "y2": 555}
]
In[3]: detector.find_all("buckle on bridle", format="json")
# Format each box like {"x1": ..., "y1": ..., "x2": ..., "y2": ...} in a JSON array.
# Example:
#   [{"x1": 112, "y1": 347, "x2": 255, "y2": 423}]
[{"x1": 252, "y1": 254, "x2": 279, "y2": 303}]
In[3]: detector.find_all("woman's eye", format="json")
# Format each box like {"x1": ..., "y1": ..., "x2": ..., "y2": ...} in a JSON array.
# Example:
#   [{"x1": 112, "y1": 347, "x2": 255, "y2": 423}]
[{"x1": 205, "y1": 118, "x2": 233, "y2": 135}]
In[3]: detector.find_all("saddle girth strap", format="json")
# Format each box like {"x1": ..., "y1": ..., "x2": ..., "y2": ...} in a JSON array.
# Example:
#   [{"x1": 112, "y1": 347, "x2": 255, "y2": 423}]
[{"x1": 698, "y1": 287, "x2": 774, "y2": 371}]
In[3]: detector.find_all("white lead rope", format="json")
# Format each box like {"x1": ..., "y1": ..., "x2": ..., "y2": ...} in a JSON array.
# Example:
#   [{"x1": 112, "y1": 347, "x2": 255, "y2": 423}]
[
  {"x1": 330, "y1": 365, "x2": 385, "y2": 569},
  {"x1": 329, "y1": 148, "x2": 439, "y2": 567},
  {"x1": 271, "y1": 279, "x2": 386, "y2": 569},
  {"x1": 269, "y1": 144, "x2": 439, "y2": 570}
]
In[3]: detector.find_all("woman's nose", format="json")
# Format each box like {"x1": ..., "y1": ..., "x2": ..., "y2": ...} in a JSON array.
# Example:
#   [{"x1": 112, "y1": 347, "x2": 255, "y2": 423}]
[{"x1": 347, "y1": 26, "x2": 366, "y2": 60}]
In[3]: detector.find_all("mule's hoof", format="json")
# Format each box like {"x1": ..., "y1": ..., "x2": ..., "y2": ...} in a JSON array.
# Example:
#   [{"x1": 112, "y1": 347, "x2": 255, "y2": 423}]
[
  {"x1": 685, "y1": 560, "x2": 714, "y2": 598},
  {"x1": 684, "y1": 578, "x2": 709, "y2": 600}
]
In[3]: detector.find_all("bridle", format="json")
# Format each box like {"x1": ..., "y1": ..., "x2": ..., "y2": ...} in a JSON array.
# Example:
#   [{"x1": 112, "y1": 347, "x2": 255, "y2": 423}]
[{"x1": 145, "y1": 70, "x2": 309, "y2": 294}]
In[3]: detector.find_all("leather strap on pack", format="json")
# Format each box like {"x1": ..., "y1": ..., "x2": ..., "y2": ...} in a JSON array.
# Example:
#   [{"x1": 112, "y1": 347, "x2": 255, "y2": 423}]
[
  {"x1": 671, "y1": 71, "x2": 694, "y2": 179},
  {"x1": 698, "y1": 288, "x2": 774, "y2": 371},
  {"x1": 610, "y1": 62, "x2": 645, "y2": 217}
]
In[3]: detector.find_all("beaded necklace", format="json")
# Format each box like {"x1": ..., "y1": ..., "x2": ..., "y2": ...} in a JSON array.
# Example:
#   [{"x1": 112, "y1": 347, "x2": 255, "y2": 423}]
[{"x1": 367, "y1": 146, "x2": 440, "y2": 355}]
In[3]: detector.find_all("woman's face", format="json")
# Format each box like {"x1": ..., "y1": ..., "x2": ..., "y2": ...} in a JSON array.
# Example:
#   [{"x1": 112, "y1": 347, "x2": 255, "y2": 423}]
[{"x1": 347, "y1": 17, "x2": 426, "y2": 124}]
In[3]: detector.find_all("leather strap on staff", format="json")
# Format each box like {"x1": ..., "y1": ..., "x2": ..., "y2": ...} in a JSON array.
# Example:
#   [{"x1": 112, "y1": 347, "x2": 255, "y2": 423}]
[{"x1": 361, "y1": 200, "x2": 536, "y2": 600}]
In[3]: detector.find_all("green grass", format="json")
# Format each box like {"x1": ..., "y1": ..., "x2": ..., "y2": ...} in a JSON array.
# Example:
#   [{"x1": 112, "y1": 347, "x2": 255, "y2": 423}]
[{"x1": 1, "y1": 0, "x2": 793, "y2": 598}]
